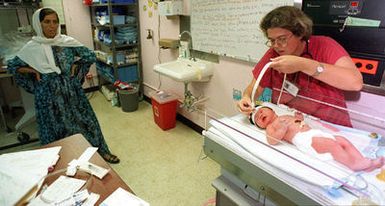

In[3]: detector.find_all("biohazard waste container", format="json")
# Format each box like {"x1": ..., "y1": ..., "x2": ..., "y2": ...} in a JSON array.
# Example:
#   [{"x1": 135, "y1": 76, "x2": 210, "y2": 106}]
[
  {"x1": 118, "y1": 85, "x2": 139, "y2": 112},
  {"x1": 151, "y1": 92, "x2": 178, "y2": 130}
]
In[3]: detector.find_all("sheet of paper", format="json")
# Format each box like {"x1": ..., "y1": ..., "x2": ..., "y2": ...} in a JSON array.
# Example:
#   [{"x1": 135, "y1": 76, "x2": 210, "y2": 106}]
[
  {"x1": 345, "y1": 16, "x2": 381, "y2": 27},
  {"x1": 82, "y1": 193, "x2": 100, "y2": 206},
  {"x1": 0, "y1": 146, "x2": 61, "y2": 175},
  {"x1": 28, "y1": 176, "x2": 86, "y2": 206},
  {"x1": 100, "y1": 187, "x2": 149, "y2": 206},
  {"x1": 0, "y1": 146, "x2": 61, "y2": 206},
  {"x1": 77, "y1": 147, "x2": 98, "y2": 164}
]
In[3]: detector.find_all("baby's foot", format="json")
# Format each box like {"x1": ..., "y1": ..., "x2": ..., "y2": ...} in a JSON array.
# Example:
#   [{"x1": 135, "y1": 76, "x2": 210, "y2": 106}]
[{"x1": 365, "y1": 157, "x2": 385, "y2": 172}]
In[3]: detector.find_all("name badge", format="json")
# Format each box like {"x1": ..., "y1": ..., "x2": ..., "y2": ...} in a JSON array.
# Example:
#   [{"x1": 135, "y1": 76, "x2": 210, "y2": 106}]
[{"x1": 283, "y1": 80, "x2": 299, "y2": 97}]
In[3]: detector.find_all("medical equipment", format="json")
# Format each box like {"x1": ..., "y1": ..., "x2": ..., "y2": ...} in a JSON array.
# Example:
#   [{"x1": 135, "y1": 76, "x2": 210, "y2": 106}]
[
  {"x1": 0, "y1": 14, "x2": 38, "y2": 148},
  {"x1": 203, "y1": 104, "x2": 385, "y2": 205},
  {"x1": 1, "y1": 85, "x2": 37, "y2": 149},
  {"x1": 203, "y1": 60, "x2": 385, "y2": 205},
  {"x1": 302, "y1": 0, "x2": 385, "y2": 96}
]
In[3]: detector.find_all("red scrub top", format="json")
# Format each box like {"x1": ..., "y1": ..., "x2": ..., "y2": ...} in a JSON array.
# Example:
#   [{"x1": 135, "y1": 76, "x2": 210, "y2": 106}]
[{"x1": 252, "y1": 35, "x2": 353, "y2": 127}]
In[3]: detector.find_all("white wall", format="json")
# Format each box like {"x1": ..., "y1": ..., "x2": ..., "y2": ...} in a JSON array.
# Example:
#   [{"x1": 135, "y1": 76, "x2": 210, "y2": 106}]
[
  {"x1": 140, "y1": 1, "x2": 258, "y2": 129},
  {"x1": 62, "y1": 0, "x2": 93, "y2": 48},
  {"x1": 61, "y1": 0, "x2": 98, "y2": 88}
]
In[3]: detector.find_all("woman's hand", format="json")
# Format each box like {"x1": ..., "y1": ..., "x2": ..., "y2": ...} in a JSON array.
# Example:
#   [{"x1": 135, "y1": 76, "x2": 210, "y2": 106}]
[
  {"x1": 270, "y1": 55, "x2": 307, "y2": 74},
  {"x1": 17, "y1": 67, "x2": 41, "y2": 81},
  {"x1": 70, "y1": 64, "x2": 77, "y2": 77},
  {"x1": 237, "y1": 96, "x2": 253, "y2": 115}
]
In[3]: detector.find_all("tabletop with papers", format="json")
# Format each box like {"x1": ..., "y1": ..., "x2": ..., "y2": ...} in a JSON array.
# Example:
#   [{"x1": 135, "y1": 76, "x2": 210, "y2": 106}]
[{"x1": 0, "y1": 134, "x2": 140, "y2": 206}]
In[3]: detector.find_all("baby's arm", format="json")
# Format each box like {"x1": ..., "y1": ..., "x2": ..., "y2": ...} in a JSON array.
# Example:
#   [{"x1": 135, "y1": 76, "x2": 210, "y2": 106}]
[
  {"x1": 266, "y1": 118, "x2": 289, "y2": 145},
  {"x1": 294, "y1": 111, "x2": 304, "y2": 121}
]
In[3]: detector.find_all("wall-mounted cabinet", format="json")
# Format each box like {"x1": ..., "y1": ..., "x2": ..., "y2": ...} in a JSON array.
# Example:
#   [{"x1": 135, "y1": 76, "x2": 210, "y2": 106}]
[{"x1": 90, "y1": 0, "x2": 141, "y2": 87}]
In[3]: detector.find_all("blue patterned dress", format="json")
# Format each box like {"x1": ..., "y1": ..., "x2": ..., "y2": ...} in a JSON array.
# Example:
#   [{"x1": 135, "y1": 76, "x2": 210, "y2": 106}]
[{"x1": 7, "y1": 46, "x2": 112, "y2": 155}]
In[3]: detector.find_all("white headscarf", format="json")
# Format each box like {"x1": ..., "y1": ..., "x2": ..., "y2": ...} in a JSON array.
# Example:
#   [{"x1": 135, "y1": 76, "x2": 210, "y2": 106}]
[{"x1": 17, "y1": 8, "x2": 83, "y2": 74}]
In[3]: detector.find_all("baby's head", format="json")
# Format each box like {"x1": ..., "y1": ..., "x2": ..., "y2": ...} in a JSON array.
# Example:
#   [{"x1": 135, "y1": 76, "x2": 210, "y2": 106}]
[{"x1": 249, "y1": 106, "x2": 276, "y2": 129}]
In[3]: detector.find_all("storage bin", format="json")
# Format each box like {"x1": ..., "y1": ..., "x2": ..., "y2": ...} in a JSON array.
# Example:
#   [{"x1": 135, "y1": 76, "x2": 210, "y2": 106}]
[
  {"x1": 151, "y1": 92, "x2": 178, "y2": 130},
  {"x1": 96, "y1": 62, "x2": 138, "y2": 83},
  {"x1": 118, "y1": 85, "x2": 139, "y2": 112},
  {"x1": 112, "y1": 15, "x2": 125, "y2": 25}
]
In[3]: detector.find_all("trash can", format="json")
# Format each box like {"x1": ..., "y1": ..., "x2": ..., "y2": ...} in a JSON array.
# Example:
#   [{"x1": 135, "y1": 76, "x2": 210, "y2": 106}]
[
  {"x1": 151, "y1": 91, "x2": 178, "y2": 130},
  {"x1": 118, "y1": 85, "x2": 139, "y2": 112}
]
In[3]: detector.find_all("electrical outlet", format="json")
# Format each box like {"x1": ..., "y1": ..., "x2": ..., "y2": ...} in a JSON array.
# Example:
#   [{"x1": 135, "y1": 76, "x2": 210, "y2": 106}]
[{"x1": 232, "y1": 88, "x2": 242, "y2": 101}]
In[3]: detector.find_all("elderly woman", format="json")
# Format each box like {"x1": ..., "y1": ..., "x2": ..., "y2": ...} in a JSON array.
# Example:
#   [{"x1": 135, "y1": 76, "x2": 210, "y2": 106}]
[{"x1": 7, "y1": 8, "x2": 119, "y2": 163}]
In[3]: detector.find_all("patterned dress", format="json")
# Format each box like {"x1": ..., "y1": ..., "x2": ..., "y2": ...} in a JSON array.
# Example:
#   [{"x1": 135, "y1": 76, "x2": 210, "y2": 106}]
[{"x1": 7, "y1": 46, "x2": 111, "y2": 155}]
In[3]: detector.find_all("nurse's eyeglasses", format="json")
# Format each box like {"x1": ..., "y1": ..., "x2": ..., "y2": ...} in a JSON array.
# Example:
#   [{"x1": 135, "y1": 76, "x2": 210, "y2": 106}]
[{"x1": 265, "y1": 34, "x2": 293, "y2": 47}]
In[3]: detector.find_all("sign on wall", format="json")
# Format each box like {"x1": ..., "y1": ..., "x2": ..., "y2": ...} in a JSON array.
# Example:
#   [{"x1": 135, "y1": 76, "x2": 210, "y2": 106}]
[{"x1": 191, "y1": 0, "x2": 294, "y2": 62}]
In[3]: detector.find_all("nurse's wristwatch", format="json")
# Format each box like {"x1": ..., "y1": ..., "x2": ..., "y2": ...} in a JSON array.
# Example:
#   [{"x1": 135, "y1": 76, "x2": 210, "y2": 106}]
[{"x1": 312, "y1": 62, "x2": 324, "y2": 77}]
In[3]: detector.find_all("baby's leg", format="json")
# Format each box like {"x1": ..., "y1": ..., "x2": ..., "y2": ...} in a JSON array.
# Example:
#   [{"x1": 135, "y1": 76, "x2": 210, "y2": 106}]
[
  {"x1": 312, "y1": 136, "x2": 384, "y2": 171},
  {"x1": 334, "y1": 136, "x2": 385, "y2": 171},
  {"x1": 364, "y1": 157, "x2": 385, "y2": 172}
]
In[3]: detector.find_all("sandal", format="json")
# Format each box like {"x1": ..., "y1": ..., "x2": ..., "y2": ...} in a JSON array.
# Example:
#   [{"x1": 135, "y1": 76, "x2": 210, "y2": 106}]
[{"x1": 102, "y1": 153, "x2": 120, "y2": 164}]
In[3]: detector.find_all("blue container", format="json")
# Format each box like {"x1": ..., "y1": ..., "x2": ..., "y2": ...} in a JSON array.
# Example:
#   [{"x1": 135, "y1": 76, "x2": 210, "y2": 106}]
[
  {"x1": 112, "y1": 15, "x2": 125, "y2": 25},
  {"x1": 96, "y1": 62, "x2": 138, "y2": 83},
  {"x1": 117, "y1": 65, "x2": 138, "y2": 82}
]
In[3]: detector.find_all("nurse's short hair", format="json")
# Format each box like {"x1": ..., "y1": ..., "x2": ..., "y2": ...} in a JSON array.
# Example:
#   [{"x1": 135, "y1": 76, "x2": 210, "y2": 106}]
[{"x1": 260, "y1": 6, "x2": 313, "y2": 41}]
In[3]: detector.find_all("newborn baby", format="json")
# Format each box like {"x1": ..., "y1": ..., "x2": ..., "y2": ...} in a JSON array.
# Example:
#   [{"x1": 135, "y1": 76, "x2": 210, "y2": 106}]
[{"x1": 250, "y1": 106, "x2": 384, "y2": 172}]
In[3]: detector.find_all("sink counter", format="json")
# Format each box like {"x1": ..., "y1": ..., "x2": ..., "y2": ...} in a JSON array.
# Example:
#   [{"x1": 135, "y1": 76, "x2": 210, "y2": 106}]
[{"x1": 153, "y1": 58, "x2": 214, "y2": 82}]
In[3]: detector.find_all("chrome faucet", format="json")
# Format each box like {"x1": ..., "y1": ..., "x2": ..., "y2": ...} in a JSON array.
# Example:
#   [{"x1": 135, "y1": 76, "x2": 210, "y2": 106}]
[
  {"x1": 178, "y1": 30, "x2": 194, "y2": 60},
  {"x1": 179, "y1": 30, "x2": 192, "y2": 40}
]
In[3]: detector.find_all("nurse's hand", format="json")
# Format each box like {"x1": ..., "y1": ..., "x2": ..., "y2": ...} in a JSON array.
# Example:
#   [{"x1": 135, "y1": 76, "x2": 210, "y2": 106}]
[
  {"x1": 237, "y1": 96, "x2": 253, "y2": 115},
  {"x1": 270, "y1": 55, "x2": 305, "y2": 74}
]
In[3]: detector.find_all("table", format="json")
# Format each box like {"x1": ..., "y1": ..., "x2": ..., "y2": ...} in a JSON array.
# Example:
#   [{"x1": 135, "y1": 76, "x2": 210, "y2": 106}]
[{"x1": 41, "y1": 134, "x2": 133, "y2": 205}]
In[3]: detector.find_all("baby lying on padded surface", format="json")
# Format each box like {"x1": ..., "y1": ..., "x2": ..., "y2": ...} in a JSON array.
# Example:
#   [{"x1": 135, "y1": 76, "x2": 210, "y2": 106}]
[{"x1": 250, "y1": 105, "x2": 384, "y2": 172}]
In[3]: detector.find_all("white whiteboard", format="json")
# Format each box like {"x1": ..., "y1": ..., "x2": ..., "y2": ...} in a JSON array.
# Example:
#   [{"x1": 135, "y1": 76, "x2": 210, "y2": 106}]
[{"x1": 191, "y1": 0, "x2": 294, "y2": 62}]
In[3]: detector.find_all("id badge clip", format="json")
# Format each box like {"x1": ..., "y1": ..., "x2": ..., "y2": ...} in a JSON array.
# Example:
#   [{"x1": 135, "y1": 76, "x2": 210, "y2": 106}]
[{"x1": 283, "y1": 80, "x2": 299, "y2": 97}]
